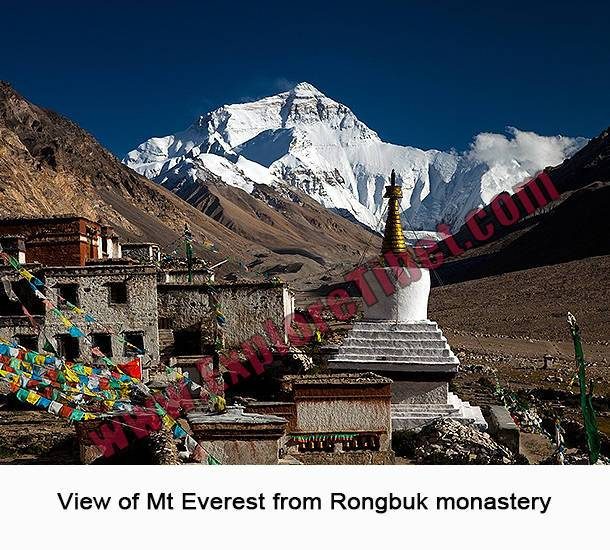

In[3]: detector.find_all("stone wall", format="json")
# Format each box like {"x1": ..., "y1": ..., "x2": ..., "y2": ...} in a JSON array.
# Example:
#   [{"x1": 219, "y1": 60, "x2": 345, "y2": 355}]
[
  {"x1": 1, "y1": 264, "x2": 292, "y2": 378},
  {"x1": 392, "y1": 379, "x2": 449, "y2": 404},
  {"x1": 43, "y1": 265, "x2": 159, "y2": 367},
  {"x1": 157, "y1": 285, "x2": 214, "y2": 356},
  {"x1": 157, "y1": 282, "x2": 294, "y2": 352},
  {"x1": 187, "y1": 406, "x2": 287, "y2": 465},
  {"x1": 121, "y1": 243, "x2": 160, "y2": 264},
  {"x1": 0, "y1": 316, "x2": 41, "y2": 346},
  {"x1": 158, "y1": 269, "x2": 214, "y2": 284},
  {"x1": 0, "y1": 266, "x2": 43, "y2": 344},
  {"x1": 294, "y1": 399, "x2": 391, "y2": 440},
  {"x1": 216, "y1": 283, "x2": 293, "y2": 349},
  {"x1": 199, "y1": 438, "x2": 281, "y2": 465}
]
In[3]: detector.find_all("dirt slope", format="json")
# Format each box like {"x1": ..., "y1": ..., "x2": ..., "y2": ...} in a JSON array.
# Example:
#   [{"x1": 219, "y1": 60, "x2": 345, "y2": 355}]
[{"x1": 0, "y1": 82, "x2": 379, "y2": 279}]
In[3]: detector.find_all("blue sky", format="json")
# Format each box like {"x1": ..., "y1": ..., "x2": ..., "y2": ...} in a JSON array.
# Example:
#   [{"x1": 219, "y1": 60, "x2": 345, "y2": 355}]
[{"x1": 2, "y1": 0, "x2": 609, "y2": 157}]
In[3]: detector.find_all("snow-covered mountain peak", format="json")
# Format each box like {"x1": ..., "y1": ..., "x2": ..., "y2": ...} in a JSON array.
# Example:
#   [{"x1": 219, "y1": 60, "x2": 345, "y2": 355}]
[
  {"x1": 124, "y1": 85, "x2": 585, "y2": 233},
  {"x1": 289, "y1": 81, "x2": 324, "y2": 96},
  {"x1": 189, "y1": 81, "x2": 379, "y2": 151}
]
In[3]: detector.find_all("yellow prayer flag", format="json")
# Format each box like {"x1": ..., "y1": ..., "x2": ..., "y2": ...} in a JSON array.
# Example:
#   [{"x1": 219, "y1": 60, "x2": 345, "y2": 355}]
[
  {"x1": 81, "y1": 385, "x2": 95, "y2": 397},
  {"x1": 18, "y1": 268, "x2": 34, "y2": 282},
  {"x1": 1, "y1": 371, "x2": 19, "y2": 384},
  {"x1": 162, "y1": 415, "x2": 176, "y2": 429},
  {"x1": 61, "y1": 317, "x2": 73, "y2": 329},
  {"x1": 26, "y1": 391, "x2": 41, "y2": 405},
  {"x1": 65, "y1": 369, "x2": 80, "y2": 383}
]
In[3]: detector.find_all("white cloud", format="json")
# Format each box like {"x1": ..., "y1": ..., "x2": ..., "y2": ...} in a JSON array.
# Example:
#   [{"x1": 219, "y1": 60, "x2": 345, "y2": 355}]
[
  {"x1": 272, "y1": 77, "x2": 298, "y2": 92},
  {"x1": 466, "y1": 127, "x2": 587, "y2": 174}
]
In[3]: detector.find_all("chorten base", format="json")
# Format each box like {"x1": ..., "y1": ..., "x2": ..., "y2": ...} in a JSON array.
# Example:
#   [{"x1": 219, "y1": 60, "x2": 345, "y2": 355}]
[
  {"x1": 327, "y1": 320, "x2": 459, "y2": 374},
  {"x1": 391, "y1": 393, "x2": 488, "y2": 431},
  {"x1": 328, "y1": 319, "x2": 487, "y2": 431}
]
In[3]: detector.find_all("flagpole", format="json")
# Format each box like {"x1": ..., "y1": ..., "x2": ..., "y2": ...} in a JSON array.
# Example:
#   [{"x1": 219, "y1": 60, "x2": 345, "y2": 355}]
[
  {"x1": 184, "y1": 224, "x2": 193, "y2": 283},
  {"x1": 567, "y1": 312, "x2": 601, "y2": 464}
]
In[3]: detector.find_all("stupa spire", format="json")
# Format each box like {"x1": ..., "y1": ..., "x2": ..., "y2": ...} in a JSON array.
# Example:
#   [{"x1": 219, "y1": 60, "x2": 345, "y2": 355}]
[{"x1": 381, "y1": 170, "x2": 408, "y2": 255}]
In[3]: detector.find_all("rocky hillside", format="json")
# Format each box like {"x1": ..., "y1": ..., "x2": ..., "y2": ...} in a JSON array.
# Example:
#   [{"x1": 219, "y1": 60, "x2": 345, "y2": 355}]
[
  {"x1": 436, "y1": 127, "x2": 610, "y2": 283},
  {"x1": 0, "y1": 82, "x2": 379, "y2": 280}
]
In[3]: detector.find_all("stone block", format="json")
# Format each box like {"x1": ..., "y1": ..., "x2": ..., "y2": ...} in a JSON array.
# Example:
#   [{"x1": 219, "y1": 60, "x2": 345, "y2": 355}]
[{"x1": 486, "y1": 405, "x2": 520, "y2": 454}]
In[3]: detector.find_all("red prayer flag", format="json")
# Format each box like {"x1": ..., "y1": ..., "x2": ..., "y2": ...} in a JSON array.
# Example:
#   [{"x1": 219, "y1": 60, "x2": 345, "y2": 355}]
[
  {"x1": 119, "y1": 358, "x2": 142, "y2": 379},
  {"x1": 58, "y1": 405, "x2": 73, "y2": 418}
]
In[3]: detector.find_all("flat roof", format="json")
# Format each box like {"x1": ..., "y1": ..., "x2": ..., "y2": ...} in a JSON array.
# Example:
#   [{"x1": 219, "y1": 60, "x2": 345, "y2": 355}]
[
  {"x1": 187, "y1": 406, "x2": 287, "y2": 425},
  {"x1": 0, "y1": 215, "x2": 98, "y2": 225},
  {"x1": 282, "y1": 372, "x2": 393, "y2": 385},
  {"x1": 158, "y1": 281, "x2": 286, "y2": 290}
]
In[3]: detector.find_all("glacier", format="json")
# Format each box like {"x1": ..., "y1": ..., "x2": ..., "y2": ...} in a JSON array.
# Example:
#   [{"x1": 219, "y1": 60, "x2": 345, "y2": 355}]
[{"x1": 123, "y1": 82, "x2": 586, "y2": 233}]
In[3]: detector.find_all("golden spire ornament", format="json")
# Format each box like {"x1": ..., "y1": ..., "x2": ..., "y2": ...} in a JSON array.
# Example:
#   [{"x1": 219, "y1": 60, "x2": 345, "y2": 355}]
[{"x1": 381, "y1": 169, "x2": 408, "y2": 255}]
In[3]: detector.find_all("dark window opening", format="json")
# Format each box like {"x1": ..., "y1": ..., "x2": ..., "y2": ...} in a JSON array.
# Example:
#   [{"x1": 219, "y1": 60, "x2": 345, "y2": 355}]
[
  {"x1": 158, "y1": 317, "x2": 172, "y2": 329},
  {"x1": 0, "y1": 279, "x2": 44, "y2": 316},
  {"x1": 57, "y1": 284, "x2": 79, "y2": 306},
  {"x1": 123, "y1": 331, "x2": 144, "y2": 356},
  {"x1": 16, "y1": 334, "x2": 38, "y2": 351},
  {"x1": 56, "y1": 335, "x2": 80, "y2": 362},
  {"x1": 0, "y1": 290, "x2": 22, "y2": 316},
  {"x1": 174, "y1": 329, "x2": 202, "y2": 356},
  {"x1": 108, "y1": 282, "x2": 128, "y2": 304},
  {"x1": 92, "y1": 333, "x2": 113, "y2": 357}
]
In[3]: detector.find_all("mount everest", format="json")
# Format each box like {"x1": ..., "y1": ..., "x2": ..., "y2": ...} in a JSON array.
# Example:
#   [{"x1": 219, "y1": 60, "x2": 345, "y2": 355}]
[{"x1": 124, "y1": 82, "x2": 585, "y2": 233}]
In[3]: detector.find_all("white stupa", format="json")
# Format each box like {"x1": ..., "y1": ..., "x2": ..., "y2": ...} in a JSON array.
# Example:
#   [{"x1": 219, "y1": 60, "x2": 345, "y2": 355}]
[{"x1": 329, "y1": 171, "x2": 487, "y2": 431}]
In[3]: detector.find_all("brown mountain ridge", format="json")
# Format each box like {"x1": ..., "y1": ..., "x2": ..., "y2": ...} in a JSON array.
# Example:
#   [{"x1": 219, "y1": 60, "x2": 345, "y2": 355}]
[{"x1": 0, "y1": 82, "x2": 379, "y2": 280}]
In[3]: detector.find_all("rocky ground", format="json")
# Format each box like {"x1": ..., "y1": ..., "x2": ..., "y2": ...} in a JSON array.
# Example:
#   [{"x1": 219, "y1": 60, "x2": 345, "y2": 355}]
[
  {"x1": 0, "y1": 408, "x2": 79, "y2": 464},
  {"x1": 394, "y1": 418, "x2": 527, "y2": 465}
]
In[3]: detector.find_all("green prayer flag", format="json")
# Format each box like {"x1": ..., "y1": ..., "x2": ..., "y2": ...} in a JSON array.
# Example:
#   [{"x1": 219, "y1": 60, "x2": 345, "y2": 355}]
[
  {"x1": 101, "y1": 356, "x2": 115, "y2": 367},
  {"x1": 568, "y1": 313, "x2": 601, "y2": 464},
  {"x1": 16, "y1": 388, "x2": 29, "y2": 402},
  {"x1": 43, "y1": 339, "x2": 57, "y2": 355},
  {"x1": 8, "y1": 256, "x2": 20, "y2": 270},
  {"x1": 69, "y1": 409, "x2": 85, "y2": 421}
]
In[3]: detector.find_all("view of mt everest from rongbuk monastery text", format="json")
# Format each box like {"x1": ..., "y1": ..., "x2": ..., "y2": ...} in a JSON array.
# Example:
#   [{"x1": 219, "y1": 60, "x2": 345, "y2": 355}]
[{"x1": 124, "y1": 82, "x2": 587, "y2": 233}]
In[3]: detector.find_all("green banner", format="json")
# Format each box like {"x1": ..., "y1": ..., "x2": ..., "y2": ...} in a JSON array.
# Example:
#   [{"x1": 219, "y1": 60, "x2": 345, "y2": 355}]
[{"x1": 568, "y1": 312, "x2": 601, "y2": 464}]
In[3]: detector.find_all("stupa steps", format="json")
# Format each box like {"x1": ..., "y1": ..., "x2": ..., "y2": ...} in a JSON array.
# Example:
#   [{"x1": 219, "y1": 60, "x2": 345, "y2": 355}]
[
  {"x1": 329, "y1": 356, "x2": 459, "y2": 365},
  {"x1": 346, "y1": 331, "x2": 447, "y2": 341},
  {"x1": 392, "y1": 404, "x2": 460, "y2": 412},
  {"x1": 391, "y1": 394, "x2": 488, "y2": 431},
  {"x1": 333, "y1": 346, "x2": 453, "y2": 358},
  {"x1": 353, "y1": 321, "x2": 439, "y2": 331},
  {"x1": 343, "y1": 337, "x2": 448, "y2": 348},
  {"x1": 392, "y1": 412, "x2": 461, "y2": 419}
]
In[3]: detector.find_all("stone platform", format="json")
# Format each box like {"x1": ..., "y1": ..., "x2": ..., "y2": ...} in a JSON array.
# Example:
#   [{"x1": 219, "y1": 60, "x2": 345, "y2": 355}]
[
  {"x1": 328, "y1": 320, "x2": 487, "y2": 432},
  {"x1": 328, "y1": 320, "x2": 459, "y2": 373},
  {"x1": 391, "y1": 392, "x2": 488, "y2": 431}
]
